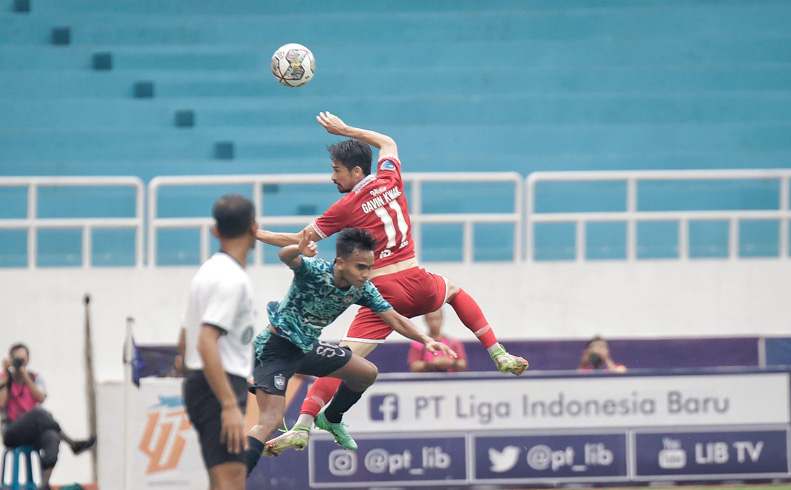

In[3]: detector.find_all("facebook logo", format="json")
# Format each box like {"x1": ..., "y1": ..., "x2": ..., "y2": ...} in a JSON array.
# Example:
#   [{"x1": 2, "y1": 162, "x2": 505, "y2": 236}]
[{"x1": 370, "y1": 394, "x2": 399, "y2": 421}]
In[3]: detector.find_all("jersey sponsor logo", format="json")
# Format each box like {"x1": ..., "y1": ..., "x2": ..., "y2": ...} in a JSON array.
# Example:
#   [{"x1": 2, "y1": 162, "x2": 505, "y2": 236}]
[
  {"x1": 241, "y1": 326, "x2": 254, "y2": 345},
  {"x1": 139, "y1": 396, "x2": 192, "y2": 474},
  {"x1": 379, "y1": 249, "x2": 392, "y2": 259},
  {"x1": 380, "y1": 160, "x2": 397, "y2": 171},
  {"x1": 369, "y1": 186, "x2": 387, "y2": 196}
]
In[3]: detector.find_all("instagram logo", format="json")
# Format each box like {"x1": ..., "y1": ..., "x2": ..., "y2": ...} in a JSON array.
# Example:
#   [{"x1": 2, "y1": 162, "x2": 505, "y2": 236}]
[
  {"x1": 328, "y1": 449, "x2": 357, "y2": 476},
  {"x1": 370, "y1": 394, "x2": 399, "y2": 421}
]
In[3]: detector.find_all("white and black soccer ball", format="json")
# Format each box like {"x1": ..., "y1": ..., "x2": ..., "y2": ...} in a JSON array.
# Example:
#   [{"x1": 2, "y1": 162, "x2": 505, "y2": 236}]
[{"x1": 271, "y1": 43, "x2": 315, "y2": 87}]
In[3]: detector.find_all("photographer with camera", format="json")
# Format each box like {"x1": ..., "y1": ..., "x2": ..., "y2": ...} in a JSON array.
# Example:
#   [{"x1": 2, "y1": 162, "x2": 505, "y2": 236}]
[
  {"x1": 0, "y1": 343, "x2": 95, "y2": 490},
  {"x1": 577, "y1": 336, "x2": 627, "y2": 373}
]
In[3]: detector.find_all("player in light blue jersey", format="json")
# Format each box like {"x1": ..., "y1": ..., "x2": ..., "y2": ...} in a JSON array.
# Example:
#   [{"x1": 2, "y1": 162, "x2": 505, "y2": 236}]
[{"x1": 243, "y1": 228, "x2": 456, "y2": 475}]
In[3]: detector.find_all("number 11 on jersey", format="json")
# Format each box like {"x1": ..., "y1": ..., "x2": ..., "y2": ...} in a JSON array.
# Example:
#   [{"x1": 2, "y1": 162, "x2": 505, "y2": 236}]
[{"x1": 374, "y1": 201, "x2": 409, "y2": 249}]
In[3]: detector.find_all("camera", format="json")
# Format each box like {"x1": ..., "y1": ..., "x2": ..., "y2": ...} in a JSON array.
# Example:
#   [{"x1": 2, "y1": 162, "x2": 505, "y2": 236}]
[
  {"x1": 12, "y1": 357, "x2": 23, "y2": 369},
  {"x1": 588, "y1": 353, "x2": 603, "y2": 369}
]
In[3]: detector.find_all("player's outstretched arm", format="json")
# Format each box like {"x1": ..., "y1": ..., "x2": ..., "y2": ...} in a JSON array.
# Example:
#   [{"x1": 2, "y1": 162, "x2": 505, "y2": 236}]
[
  {"x1": 377, "y1": 309, "x2": 458, "y2": 358},
  {"x1": 257, "y1": 225, "x2": 321, "y2": 248},
  {"x1": 316, "y1": 111, "x2": 397, "y2": 158},
  {"x1": 278, "y1": 229, "x2": 317, "y2": 269}
]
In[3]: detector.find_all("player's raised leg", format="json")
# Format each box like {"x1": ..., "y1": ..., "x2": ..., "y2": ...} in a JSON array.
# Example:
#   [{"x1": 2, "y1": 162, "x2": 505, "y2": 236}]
[
  {"x1": 267, "y1": 349, "x2": 378, "y2": 453},
  {"x1": 444, "y1": 280, "x2": 528, "y2": 375},
  {"x1": 315, "y1": 352, "x2": 378, "y2": 450},
  {"x1": 244, "y1": 389, "x2": 288, "y2": 472}
]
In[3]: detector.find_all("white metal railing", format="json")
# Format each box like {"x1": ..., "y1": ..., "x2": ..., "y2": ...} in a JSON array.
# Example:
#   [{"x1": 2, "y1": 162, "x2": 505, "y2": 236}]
[
  {"x1": 0, "y1": 177, "x2": 145, "y2": 268},
  {"x1": 526, "y1": 169, "x2": 791, "y2": 262},
  {"x1": 5, "y1": 170, "x2": 790, "y2": 268},
  {"x1": 148, "y1": 172, "x2": 523, "y2": 266}
]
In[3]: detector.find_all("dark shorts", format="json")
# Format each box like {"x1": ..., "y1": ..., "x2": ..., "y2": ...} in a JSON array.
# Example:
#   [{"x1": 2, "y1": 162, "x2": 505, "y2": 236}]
[
  {"x1": 183, "y1": 370, "x2": 249, "y2": 469},
  {"x1": 249, "y1": 333, "x2": 353, "y2": 397}
]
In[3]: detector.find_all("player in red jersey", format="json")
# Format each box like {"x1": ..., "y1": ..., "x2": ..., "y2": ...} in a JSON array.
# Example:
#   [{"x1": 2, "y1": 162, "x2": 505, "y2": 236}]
[{"x1": 255, "y1": 112, "x2": 528, "y2": 455}]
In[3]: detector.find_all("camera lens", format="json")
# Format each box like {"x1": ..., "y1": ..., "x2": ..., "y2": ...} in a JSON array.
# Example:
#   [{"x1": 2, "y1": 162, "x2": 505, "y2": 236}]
[{"x1": 12, "y1": 358, "x2": 23, "y2": 368}]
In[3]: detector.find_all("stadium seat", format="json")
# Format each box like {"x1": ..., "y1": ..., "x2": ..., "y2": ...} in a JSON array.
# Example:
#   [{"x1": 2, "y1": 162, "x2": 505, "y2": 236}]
[{"x1": 0, "y1": 445, "x2": 40, "y2": 490}]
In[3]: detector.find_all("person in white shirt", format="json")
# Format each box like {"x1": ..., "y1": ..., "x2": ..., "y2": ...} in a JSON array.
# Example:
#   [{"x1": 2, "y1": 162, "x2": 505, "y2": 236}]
[{"x1": 181, "y1": 194, "x2": 258, "y2": 490}]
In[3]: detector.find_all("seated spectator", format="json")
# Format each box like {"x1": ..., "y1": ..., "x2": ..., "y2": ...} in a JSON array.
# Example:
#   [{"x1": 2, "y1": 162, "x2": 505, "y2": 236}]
[
  {"x1": 577, "y1": 336, "x2": 627, "y2": 373},
  {"x1": 0, "y1": 343, "x2": 96, "y2": 490},
  {"x1": 407, "y1": 308, "x2": 468, "y2": 373}
]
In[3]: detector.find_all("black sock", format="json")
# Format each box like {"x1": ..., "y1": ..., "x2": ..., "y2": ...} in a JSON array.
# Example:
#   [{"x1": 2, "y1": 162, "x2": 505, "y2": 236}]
[
  {"x1": 244, "y1": 436, "x2": 266, "y2": 476},
  {"x1": 323, "y1": 383, "x2": 364, "y2": 424}
]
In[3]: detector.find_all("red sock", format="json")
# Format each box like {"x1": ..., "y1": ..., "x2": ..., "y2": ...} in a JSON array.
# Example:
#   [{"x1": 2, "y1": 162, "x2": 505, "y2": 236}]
[
  {"x1": 300, "y1": 377, "x2": 343, "y2": 418},
  {"x1": 448, "y1": 289, "x2": 499, "y2": 349}
]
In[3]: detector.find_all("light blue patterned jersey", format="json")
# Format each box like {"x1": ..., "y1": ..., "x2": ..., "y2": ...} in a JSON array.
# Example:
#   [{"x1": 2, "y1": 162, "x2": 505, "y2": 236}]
[{"x1": 254, "y1": 256, "x2": 392, "y2": 355}]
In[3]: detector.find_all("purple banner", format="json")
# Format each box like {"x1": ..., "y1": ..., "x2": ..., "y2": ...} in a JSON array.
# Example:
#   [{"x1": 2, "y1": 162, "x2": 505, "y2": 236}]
[
  {"x1": 473, "y1": 433, "x2": 628, "y2": 481},
  {"x1": 309, "y1": 435, "x2": 467, "y2": 486},
  {"x1": 635, "y1": 430, "x2": 789, "y2": 477}
]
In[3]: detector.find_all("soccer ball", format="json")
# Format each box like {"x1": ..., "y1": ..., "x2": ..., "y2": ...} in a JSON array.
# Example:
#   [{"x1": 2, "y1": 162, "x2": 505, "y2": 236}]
[{"x1": 271, "y1": 43, "x2": 315, "y2": 87}]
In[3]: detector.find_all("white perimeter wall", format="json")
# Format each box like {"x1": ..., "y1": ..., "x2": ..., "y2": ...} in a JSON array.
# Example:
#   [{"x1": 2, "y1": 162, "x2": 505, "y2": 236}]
[{"x1": 1, "y1": 259, "x2": 789, "y2": 485}]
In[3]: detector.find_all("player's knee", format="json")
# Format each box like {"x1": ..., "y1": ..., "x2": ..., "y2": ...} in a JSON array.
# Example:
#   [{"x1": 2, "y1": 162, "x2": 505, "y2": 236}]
[
  {"x1": 361, "y1": 360, "x2": 378, "y2": 388},
  {"x1": 348, "y1": 359, "x2": 378, "y2": 391}
]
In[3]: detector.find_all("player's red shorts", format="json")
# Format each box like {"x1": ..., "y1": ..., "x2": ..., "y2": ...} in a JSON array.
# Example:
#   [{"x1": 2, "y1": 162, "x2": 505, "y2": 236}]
[{"x1": 344, "y1": 267, "x2": 448, "y2": 343}]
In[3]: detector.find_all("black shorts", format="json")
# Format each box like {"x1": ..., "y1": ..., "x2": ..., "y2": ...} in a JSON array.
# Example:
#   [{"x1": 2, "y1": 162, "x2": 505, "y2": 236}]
[
  {"x1": 250, "y1": 333, "x2": 352, "y2": 397},
  {"x1": 183, "y1": 370, "x2": 249, "y2": 469}
]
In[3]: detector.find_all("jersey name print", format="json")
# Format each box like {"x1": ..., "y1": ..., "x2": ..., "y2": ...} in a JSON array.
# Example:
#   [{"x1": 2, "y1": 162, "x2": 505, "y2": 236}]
[{"x1": 313, "y1": 156, "x2": 415, "y2": 268}]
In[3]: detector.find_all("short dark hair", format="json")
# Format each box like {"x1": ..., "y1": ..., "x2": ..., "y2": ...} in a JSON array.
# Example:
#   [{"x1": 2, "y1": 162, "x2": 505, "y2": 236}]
[
  {"x1": 586, "y1": 335, "x2": 605, "y2": 348},
  {"x1": 328, "y1": 139, "x2": 373, "y2": 175},
  {"x1": 336, "y1": 228, "x2": 376, "y2": 258},
  {"x1": 9, "y1": 343, "x2": 29, "y2": 358},
  {"x1": 212, "y1": 194, "x2": 255, "y2": 238}
]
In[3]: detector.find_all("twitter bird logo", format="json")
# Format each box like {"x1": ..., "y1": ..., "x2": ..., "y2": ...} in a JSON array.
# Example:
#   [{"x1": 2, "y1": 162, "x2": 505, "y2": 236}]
[{"x1": 489, "y1": 446, "x2": 521, "y2": 473}]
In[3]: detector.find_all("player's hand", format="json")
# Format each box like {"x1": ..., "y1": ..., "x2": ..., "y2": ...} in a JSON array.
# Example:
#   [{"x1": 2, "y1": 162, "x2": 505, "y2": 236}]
[
  {"x1": 297, "y1": 229, "x2": 318, "y2": 257},
  {"x1": 425, "y1": 341, "x2": 457, "y2": 359},
  {"x1": 316, "y1": 111, "x2": 347, "y2": 136},
  {"x1": 220, "y1": 405, "x2": 247, "y2": 454}
]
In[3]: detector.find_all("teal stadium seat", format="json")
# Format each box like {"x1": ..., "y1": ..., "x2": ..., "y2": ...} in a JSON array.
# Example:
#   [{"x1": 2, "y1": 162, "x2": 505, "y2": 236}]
[
  {"x1": 0, "y1": 445, "x2": 39, "y2": 490},
  {"x1": 1, "y1": 0, "x2": 790, "y2": 264}
]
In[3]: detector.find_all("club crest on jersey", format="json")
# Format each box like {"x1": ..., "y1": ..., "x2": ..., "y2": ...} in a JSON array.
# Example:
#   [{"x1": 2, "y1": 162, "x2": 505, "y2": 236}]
[
  {"x1": 274, "y1": 374, "x2": 286, "y2": 391},
  {"x1": 241, "y1": 326, "x2": 254, "y2": 345},
  {"x1": 380, "y1": 160, "x2": 396, "y2": 170}
]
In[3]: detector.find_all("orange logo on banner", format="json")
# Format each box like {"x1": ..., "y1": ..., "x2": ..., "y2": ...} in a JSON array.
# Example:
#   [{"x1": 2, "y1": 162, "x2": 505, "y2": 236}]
[{"x1": 139, "y1": 408, "x2": 192, "y2": 474}]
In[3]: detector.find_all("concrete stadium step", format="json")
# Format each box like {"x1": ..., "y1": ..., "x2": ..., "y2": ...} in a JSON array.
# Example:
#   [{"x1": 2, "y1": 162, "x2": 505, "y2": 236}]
[
  {"x1": 0, "y1": 70, "x2": 141, "y2": 98},
  {"x1": 2, "y1": 121, "x2": 789, "y2": 163},
  {"x1": 162, "y1": 92, "x2": 791, "y2": 127},
  {"x1": 3, "y1": 149, "x2": 789, "y2": 184},
  {"x1": 0, "y1": 126, "x2": 330, "y2": 161},
  {"x1": 0, "y1": 98, "x2": 179, "y2": 128},
  {"x1": 4, "y1": 37, "x2": 790, "y2": 73},
  {"x1": 6, "y1": 5, "x2": 790, "y2": 46},
  {"x1": 3, "y1": 63, "x2": 788, "y2": 100},
  {"x1": 0, "y1": 45, "x2": 94, "y2": 68},
  {"x1": 13, "y1": 0, "x2": 619, "y2": 16},
  {"x1": 0, "y1": 45, "x2": 262, "y2": 70},
  {"x1": 0, "y1": 14, "x2": 51, "y2": 44},
  {"x1": 0, "y1": 157, "x2": 327, "y2": 181},
  {"x1": 2, "y1": 62, "x2": 789, "y2": 101}
]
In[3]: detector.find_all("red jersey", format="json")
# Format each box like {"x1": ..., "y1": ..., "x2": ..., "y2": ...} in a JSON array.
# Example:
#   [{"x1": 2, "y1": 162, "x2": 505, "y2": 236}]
[{"x1": 312, "y1": 155, "x2": 415, "y2": 269}]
